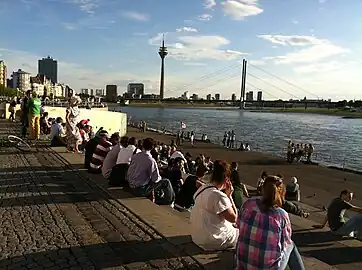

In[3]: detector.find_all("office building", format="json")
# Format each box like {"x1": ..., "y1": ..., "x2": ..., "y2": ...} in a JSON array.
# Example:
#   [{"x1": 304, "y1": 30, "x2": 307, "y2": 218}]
[
  {"x1": 231, "y1": 93, "x2": 236, "y2": 101},
  {"x1": 81, "y1": 88, "x2": 90, "y2": 95},
  {"x1": 0, "y1": 60, "x2": 7, "y2": 87},
  {"x1": 215, "y1": 93, "x2": 220, "y2": 100},
  {"x1": 12, "y1": 69, "x2": 31, "y2": 92},
  {"x1": 246, "y1": 91, "x2": 254, "y2": 101},
  {"x1": 206, "y1": 94, "x2": 211, "y2": 101},
  {"x1": 191, "y1": 94, "x2": 199, "y2": 100},
  {"x1": 106, "y1": 85, "x2": 118, "y2": 102},
  {"x1": 95, "y1": 89, "x2": 104, "y2": 96},
  {"x1": 38, "y1": 56, "x2": 58, "y2": 83},
  {"x1": 127, "y1": 83, "x2": 144, "y2": 96},
  {"x1": 257, "y1": 91, "x2": 263, "y2": 101}
]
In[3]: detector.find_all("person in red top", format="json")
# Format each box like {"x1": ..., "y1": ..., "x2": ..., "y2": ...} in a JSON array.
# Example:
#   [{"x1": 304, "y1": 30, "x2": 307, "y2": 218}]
[{"x1": 89, "y1": 131, "x2": 112, "y2": 173}]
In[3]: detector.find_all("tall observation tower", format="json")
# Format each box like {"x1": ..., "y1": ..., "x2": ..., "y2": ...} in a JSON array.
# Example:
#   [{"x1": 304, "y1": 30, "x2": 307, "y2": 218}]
[{"x1": 158, "y1": 35, "x2": 168, "y2": 100}]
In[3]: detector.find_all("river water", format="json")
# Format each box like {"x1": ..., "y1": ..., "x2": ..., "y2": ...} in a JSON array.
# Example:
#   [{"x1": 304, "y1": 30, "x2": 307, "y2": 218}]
[{"x1": 115, "y1": 107, "x2": 362, "y2": 172}]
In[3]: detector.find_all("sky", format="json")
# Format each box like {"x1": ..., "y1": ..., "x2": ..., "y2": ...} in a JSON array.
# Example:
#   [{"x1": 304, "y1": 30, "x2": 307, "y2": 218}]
[{"x1": 0, "y1": 0, "x2": 362, "y2": 101}]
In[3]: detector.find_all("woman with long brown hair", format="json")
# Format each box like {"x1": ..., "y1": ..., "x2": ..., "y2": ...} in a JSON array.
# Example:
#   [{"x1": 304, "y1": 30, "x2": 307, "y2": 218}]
[
  {"x1": 235, "y1": 175, "x2": 305, "y2": 269},
  {"x1": 190, "y1": 160, "x2": 238, "y2": 251}
]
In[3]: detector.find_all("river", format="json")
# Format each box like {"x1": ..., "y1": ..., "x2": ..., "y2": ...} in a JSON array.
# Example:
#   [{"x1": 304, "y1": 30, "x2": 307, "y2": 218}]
[{"x1": 114, "y1": 106, "x2": 362, "y2": 172}]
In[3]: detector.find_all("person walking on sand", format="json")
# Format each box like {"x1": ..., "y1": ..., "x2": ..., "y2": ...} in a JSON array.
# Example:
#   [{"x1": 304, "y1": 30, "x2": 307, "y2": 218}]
[
  {"x1": 190, "y1": 131, "x2": 195, "y2": 146},
  {"x1": 66, "y1": 95, "x2": 82, "y2": 153}
]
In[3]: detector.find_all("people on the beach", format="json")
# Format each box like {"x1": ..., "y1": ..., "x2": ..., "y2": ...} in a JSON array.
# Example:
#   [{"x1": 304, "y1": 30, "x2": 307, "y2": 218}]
[
  {"x1": 50, "y1": 117, "x2": 66, "y2": 147},
  {"x1": 190, "y1": 160, "x2": 238, "y2": 251},
  {"x1": 89, "y1": 130, "x2": 113, "y2": 173},
  {"x1": 235, "y1": 175, "x2": 305, "y2": 269},
  {"x1": 8, "y1": 98, "x2": 16, "y2": 122},
  {"x1": 287, "y1": 141, "x2": 315, "y2": 164},
  {"x1": 190, "y1": 131, "x2": 195, "y2": 146},
  {"x1": 20, "y1": 90, "x2": 31, "y2": 138},
  {"x1": 314, "y1": 190, "x2": 362, "y2": 240},
  {"x1": 256, "y1": 171, "x2": 268, "y2": 195}
]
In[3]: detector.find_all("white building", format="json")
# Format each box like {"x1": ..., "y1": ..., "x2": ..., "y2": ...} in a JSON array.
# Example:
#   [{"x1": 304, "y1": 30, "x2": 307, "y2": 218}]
[
  {"x1": 0, "y1": 60, "x2": 7, "y2": 87},
  {"x1": 12, "y1": 69, "x2": 31, "y2": 92},
  {"x1": 181, "y1": 91, "x2": 190, "y2": 100}
]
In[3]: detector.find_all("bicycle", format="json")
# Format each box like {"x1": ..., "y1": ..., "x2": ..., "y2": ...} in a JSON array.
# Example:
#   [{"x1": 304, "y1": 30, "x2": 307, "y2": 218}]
[{"x1": 7, "y1": 135, "x2": 31, "y2": 152}]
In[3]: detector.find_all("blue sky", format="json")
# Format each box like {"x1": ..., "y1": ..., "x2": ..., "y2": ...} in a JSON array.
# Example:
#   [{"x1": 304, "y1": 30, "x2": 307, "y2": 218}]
[{"x1": 0, "y1": 0, "x2": 361, "y2": 100}]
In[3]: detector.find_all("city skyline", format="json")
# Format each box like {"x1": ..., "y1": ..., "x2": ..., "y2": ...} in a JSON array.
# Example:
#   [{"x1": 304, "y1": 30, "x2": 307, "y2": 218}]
[{"x1": 0, "y1": 0, "x2": 362, "y2": 101}]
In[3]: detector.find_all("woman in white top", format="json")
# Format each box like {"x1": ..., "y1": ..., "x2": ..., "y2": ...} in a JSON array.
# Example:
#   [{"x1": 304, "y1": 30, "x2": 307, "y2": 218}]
[{"x1": 190, "y1": 160, "x2": 239, "y2": 251}]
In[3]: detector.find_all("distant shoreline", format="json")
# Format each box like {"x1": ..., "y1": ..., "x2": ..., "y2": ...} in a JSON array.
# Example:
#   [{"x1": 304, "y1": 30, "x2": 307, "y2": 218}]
[{"x1": 108, "y1": 103, "x2": 362, "y2": 118}]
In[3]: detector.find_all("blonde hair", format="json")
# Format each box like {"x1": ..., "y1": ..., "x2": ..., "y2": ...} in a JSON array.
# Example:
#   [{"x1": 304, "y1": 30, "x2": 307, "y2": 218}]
[{"x1": 261, "y1": 175, "x2": 285, "y2": 210}]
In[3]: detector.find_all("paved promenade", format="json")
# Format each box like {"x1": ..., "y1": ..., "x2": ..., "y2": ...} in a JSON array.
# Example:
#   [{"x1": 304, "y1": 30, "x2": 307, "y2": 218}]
[{"x1": 0, "y1": 121, "x2": 201, "y2": 269}]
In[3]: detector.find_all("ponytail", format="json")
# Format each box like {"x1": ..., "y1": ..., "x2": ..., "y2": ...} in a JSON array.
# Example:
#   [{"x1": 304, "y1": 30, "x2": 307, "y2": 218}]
[{"x1": 261, "y1": 176, "x2": 284, "y2": 211}]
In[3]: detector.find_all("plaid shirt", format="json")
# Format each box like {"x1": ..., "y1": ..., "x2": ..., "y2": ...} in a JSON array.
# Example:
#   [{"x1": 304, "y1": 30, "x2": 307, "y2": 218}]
[{"x1": 235, "y1": 198, "x2": 293, "y2": 270}]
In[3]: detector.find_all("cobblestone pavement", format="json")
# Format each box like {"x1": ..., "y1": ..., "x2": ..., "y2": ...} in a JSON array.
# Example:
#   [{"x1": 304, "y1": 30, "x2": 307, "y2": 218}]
[{"x1": 0, "y1": 124, "x2": 202, "y2": 269}]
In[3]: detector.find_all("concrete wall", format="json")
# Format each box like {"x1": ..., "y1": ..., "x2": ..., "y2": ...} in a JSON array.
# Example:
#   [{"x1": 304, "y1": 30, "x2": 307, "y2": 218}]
[{"x1": 0, "y1": 103, "x2": 127, "y2": 136}]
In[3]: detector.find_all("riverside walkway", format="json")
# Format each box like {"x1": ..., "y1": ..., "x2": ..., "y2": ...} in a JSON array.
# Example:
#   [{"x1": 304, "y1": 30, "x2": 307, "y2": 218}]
[
  {"x1": 1, "y1": 120, "x2": 362, "y2": 269},
  {"x1": 0, "y1": 121, "x2": 202, "y2": 269}
]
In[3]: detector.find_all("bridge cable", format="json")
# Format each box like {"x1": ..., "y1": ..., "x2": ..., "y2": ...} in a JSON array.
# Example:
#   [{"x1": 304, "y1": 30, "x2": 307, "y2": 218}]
[
  {"x1": 246, "y1": 82, "x2": 279, "y2": 100},
  {"x1": 248, "y1": 63, "x2": 320, "y2": 99},
  {"x1": 247, "y1": 72, "x2": 300, "y2": 99}
]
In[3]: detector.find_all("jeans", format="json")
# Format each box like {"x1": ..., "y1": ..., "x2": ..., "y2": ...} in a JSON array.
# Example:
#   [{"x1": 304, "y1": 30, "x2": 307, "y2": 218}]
[
  {"x1": 333, "y1": 214, "x2": 362, "y2": 239},
  {"x1": 279, "y1": 243, "x2": 305, "y2": 270},
  {"x1": 28, "y1": 114, "x2": 40, "y2": 140}
]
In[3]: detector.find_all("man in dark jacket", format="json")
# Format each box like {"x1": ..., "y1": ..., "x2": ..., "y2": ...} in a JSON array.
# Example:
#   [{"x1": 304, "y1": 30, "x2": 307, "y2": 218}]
[{"x1": 21, "y1": 90, "x2": 31, "y2": 138}]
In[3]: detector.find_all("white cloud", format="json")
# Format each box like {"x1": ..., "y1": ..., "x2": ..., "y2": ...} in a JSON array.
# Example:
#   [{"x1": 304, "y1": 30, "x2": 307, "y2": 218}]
[
  {"x1": 249, "y1": 59, "x2": 266, "y2": 66},
  {"x1": 222, "y1": 0, "x2": 263, "y2": 20},
  {"x1": 133, "y1": 32, "x2": 148, "y2": 36},
  {"x1": 198, "y1": 14, "x2": 212, "y2": 21},
  {"x1": 259, "y1": 35, "x2": 349, "y2": 64},
  {"x1": 121, "y1": 11, "x2": 149, "y2": 21},
  {"x1": 183, "y1": 62, "x2": 207, "y2": 66},
  {"x1": 292, "y1": 20, "x2": 299, "y2": 24},
  {"x1": 293, "y1": 61, "x2": 341, "y2": 74},
  {"x1": 62, "y1": 22, "x2": 76, "y2": 30},
  {"x1": 258, "y1": 35, "x2": 324, "y2": 46},
  {"x1": 70, "y1": 0, "x2": 99, "y2": 14},
  {"x1": 176, "y1": 27, "x2": 198, "y2": 33},
  {"x1": 149, "y1": 33, "x2": 247, "y2": 61},
  {"x1": 204, "y1": 0, "x2": 216, "y2": 9}
]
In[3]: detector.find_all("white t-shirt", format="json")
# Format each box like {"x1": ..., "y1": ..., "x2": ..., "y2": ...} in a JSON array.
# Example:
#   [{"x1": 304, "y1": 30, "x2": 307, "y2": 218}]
[
  {"x1": 170, "y1": 150, "x2": 187, "y2": 162},
  {"x1": 116, "y1": 145, "x2": 141, "y2": 165},
  {"x1": 190, "y1": 184, "x2": 238, "y2": 250},
  {"x1": 49, "y1": 123, "x2": 64, "y2": 139}
]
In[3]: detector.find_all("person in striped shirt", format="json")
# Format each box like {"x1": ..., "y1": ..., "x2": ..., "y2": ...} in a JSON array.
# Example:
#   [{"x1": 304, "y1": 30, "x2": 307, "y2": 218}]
[
  {"x1": 89, "y1": 131, "x2": 112, "y2": 173},
  {"x1": 235, "y1": 175, "x2": 305, "y2": 270}
]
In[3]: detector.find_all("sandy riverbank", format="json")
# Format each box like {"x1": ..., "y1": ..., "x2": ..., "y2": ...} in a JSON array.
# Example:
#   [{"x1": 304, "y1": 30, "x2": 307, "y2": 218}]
[{"x1": 126, "y1": 127, "x2": 362, "y2": 218}]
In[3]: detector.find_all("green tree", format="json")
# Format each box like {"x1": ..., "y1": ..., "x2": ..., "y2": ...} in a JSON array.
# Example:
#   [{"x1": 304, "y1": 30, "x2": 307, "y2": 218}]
[{"x1": 0, "y1": 85, "x2": 18, "y2": 97}]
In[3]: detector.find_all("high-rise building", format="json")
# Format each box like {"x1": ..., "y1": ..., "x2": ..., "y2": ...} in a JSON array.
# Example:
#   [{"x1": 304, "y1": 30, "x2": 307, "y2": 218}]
[
  {"x1": 38, "y1": 56, "x2": 58, "y2": 83},
  {"x1": 127, "y1": 83, "x2": 145, "y2": 96},
  {"x1": 12, "y1": 69, "x2": 31, "y2": 92},
  {"x1": 106, "y1": 85, "x2": 117, "y2": 102},
  {"x1": 257, "y1": 91, "x2": 263, "y2": 101},
  {"x1": 191, "y1": 94, "x2": 199, "y2": 100},
  {"x1": 246, "y1": 91, "x2": 254, "y2": 101},
  {"x1": 215, "y1": 93, "x2": 220, "y2": 100},
  {"x1": 206, "y1": 94, "x2": 211, "y2": 101},
  {"x1": 0, "y1": 60, "x2": 7, "y2": 87},
  {"x1": 95, "y1": 89, "x2": 104, "y2": 96},
  {"x1": 81, "y1": 89, "x2": 89, "y2": 95},
  {"x1": 231, "y1": 93, "x2": 236, "y2": 101}
]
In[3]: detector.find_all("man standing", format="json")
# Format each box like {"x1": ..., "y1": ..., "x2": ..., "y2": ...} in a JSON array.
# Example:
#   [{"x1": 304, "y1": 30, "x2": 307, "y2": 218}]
[
  {"x1": 21, "y1": 90, "x2": 31, "y2": 138},
  {"x1": 27, "y1": 91, "x2": 41, "y2": 140},
  {"x1": 127, "y1": 138, "x2": 174, "y2": 205},
  {"x1": 314, "y1": 190, "x2": 362, "y2": 239}
]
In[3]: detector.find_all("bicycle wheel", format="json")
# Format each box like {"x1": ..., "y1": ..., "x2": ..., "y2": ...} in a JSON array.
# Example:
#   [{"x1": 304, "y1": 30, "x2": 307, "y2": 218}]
[{"x1": 8, "y1": 135, "x2": 31, "y2": 152}]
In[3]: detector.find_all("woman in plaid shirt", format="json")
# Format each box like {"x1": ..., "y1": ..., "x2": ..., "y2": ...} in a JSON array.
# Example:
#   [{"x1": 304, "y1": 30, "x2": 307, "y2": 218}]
[{"x1": 235, "y1": 176, "x2": 305, "y2": 270}]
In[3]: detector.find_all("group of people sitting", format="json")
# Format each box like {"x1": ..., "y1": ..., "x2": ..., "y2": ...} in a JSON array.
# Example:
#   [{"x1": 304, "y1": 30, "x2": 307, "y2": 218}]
[{"x1": 287, "y1": 141, "x2": 315, "y2": 163}]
